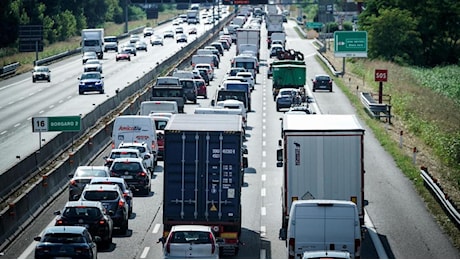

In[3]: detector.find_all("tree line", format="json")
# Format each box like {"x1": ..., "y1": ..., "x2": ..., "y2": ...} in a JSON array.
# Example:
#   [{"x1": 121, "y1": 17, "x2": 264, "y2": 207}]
[{"x1": 1, "y1": 0, "x2": 459, "y2": 67}]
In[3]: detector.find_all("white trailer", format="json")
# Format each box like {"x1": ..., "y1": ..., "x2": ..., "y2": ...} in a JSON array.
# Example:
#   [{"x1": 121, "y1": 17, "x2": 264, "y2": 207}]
[
  {"x1": 81, "y1": 28, "x2": 104, "y2": 59},
  {"x1": 236, "y1": 28, "x2": 261, "y2": 59},
  {"x1": 277, "y1": 114, "x2": 365, "y2": 240}
]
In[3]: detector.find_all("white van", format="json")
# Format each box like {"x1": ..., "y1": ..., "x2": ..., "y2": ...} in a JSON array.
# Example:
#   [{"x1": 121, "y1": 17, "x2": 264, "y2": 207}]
[
  {"x1": 112, "y1": 115, "x2": 159, "y2": 160},
  {"x1": 191, "y1": 55, "x2": 215, "y2": 69},
  {"x1": 139, "y1": 101, "x2": 178, "y2": 115},
  {"x1": 286, "y1": 200, "x2": 361, "y2": 259},
  {"x1": 231, "y1": 54, "x2": 259, "y2": 77}
]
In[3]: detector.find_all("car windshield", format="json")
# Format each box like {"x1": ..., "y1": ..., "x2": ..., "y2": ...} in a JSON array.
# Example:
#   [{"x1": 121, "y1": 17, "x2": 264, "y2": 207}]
[
  {"x1": 74, "y1": 168, "x2": 108, "y2": 177},
  {"x1": 63, "y1": 206, "x2": 102, "y2": 219},
  {"x1": 170, "y1": 231, "x2": 213, "y2": 244},
  {"x1": 83, "y1": 190, "x2": 119, "y2": 201},
  {"x1": 317, "y1": 76, "x2": 330, "y2": 81},
  {"x1": 80, "y1": 73, "x2": 101, "y2": 80},
  {"x1": 35, "y1": 67, "x2": 49, "y2": 72},
  {"x1": 155, "y1": 120, "x2": 168, "y2": 130},
  {"x1": 112, "y1": 162, "x2": 142, "y2": 172},
  {"x1": 42, "y1": 233, "x2": 85, "y2": 243}
]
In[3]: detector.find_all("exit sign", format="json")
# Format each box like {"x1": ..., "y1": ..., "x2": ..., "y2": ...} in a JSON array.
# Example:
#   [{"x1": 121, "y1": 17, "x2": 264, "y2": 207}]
[
  {"x1": 374, "y1": 69, "x2": 388, "y2": 82},
  {"x1": 32, "y1": 116, "x2": 81, "y2": 132}
]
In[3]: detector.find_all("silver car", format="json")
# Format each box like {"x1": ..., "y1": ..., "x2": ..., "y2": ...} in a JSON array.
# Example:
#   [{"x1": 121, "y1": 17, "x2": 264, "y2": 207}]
[
  {"x1": 83, "y1": 59, "x2": 103, "y2": 73},
  {"x1": 68, "y1": 166, "x2": 110, "y2": 201}
]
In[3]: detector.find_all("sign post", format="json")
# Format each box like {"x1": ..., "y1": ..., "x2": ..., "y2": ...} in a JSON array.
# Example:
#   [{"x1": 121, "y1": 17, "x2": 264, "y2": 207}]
[{"x1": 374, "y1": 69, "x2": 388, "y2": 103}]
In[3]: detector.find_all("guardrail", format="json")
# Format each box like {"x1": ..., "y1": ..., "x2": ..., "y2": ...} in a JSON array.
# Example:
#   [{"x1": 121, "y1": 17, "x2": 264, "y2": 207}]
[
  {"x1": 0, "y1": 62, "x2": 20, "y2": 78},
  {"x1": 420, "y1": 167, "x2": 460, "y2": 228},
  {"x1": 0, "y1": 14, "x2": 234, "y2": 252},
  {"x1": 360, "y1": 92, "x2": 392, "y2": 123}
]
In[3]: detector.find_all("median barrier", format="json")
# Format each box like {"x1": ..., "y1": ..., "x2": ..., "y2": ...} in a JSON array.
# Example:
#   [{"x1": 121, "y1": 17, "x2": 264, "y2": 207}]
[
  {"x1": 0, "y1": 62, "x2": 20, "y2": 78},
  {"x1": 0, "y1": 14, "x2": 234, "y2": 252}
]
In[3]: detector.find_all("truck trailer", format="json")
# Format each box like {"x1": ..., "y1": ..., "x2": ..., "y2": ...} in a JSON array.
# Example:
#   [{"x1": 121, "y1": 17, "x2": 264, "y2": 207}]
[
  {"x1": 277, "y1": 114, "x2": 366, "y2": 241},
  {"x1": 236, "y1": 28, "x2": 261, "y2": 59},
  {"x1": 162, "y1": 114, "x2": 248, "y2": 256}
]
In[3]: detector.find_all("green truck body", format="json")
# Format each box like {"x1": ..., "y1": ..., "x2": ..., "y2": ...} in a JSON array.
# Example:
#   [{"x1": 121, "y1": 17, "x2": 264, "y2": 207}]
[{"x1": 272, "y1": 60, "x2": 307, "y2": 99}]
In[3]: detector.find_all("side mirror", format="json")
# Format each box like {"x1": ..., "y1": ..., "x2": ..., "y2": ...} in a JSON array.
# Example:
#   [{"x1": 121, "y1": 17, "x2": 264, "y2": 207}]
[
  {"x1": 53, "y1": 210, "x2": 61, "y2": 216},
  {"x1": 278, "y1": 140, "x2": 282, "y2": 147},
  {"x1": 243, "y1": 157, "x2": 248, "y2": 168},
  {"x1": 211, "y1": 100, "x2": 215, "y2": 106},
  {"x1": 279, "y1": 228, "x2": 287, "y2": 240},
  {"x1": 276, "y1": 148, "x2": 283, "y2": 162}
]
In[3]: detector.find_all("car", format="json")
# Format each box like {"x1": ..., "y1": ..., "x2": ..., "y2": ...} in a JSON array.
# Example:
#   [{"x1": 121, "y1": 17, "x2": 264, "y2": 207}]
[
  {"x1": 89, "y1": 177, "x2": 134, "y2": 217},
  {"x1": 172, "y1": 18, "x2": 181, "y2": 26},
  {"x1": 122, "y1": 43, "x2": 137, "y2": 56},
  {"x1": 194, "y1": 63, "x2": 214, "y2": 81},
  {"x1": 270, "y1": 44, "x2": 285, "y2": 58},
  {"x1": 163, "y1": 30, "x2": 175, "y2": 38},
  {"x1": 34, "y1": 226, "x2": 99, "y2": 259},
  {"x1": 150, "y1": 35, "x2": 164, "y2": 46},
  {"x1": 109, "y1": 157, "x2": 151, "y2": 195},
  {"x1": 302, "y1": 250, "x2": 351, "y2": 259},
  {"x1": 103, "y1": 36, "x2": 118, "y2": 52},
  {"x1": 204, "y1": 17, "x2": 213, "y2": 24},
  {"x1": 118, "y1": 141, "x2": 156, "y2": 173},
  {"x1": 32, "y1": 66, "x2": 51, "y2": 82},
  {"x1": 129, "y1": 34, "x2": 140, "y2": 43},
  {"x1": 275, "y1": 88, "x2": 301, "y2": 112},
  {"x1": 78, "y1": 71, "x2": 105, "y2": 95},
  {"x1": 162, "y1": 225, "x2": 219, "y2": 259},
  {"x1": 103, "y1": 148, "x2": 143, "y2": 168},
  {"x1": 174, "y1": 26, "x2": 184, "y2": 34},
  {"x1": 188, "y1": 27, "x2": 197, "y2": 35},
  {"x1": 135, "y1": 40, "x2": 148, "y2": 51},
  {"x1": 195, "y1": 68, "x2": 210, "y2": 85},
  {"x1": 210, "y1": 42, "x2": 224, "y2": 56},
  {"x1": 79, "y1": 184, "x2": 130, "y2": 234},
  {"x1": 218, "y1": 40, "x2": 230, "y2": 51},
  {"x1": 68, "y1": 166, "x2": 110, "y2": 201},
  {"x1": 82, "y1": 51, "x2": 98, "y2": 64},
  {"x1": 83, "y1": 59, "x2": 103, "y2": 73},
  {"x1": 143, "y1": 27, "x2": 154, "y2": 37},
  {"x1": 54, "y1": 201, "x2": 113, "y2": 247},
  {"x1": 151, "y1": 115, "x2": 170, "y2": 159},
  {"x1": 236, "y1": 71, "x2": 255, "y2": 89},
  {"x1": 179, "y1": 78, "x2": 198, "y2": 103},
  {"x1": 116, "y1": 50, "x2": 131, "y2": 61},
  {"x1": 193, "y1": 78, "x2": 207, "y2": 98},
  {"x1": 176, "y1": 33, "x2": 187, "y2": 43},
  {"x1": 312, "y1": 74, "x2": 333, "y2": 92},
  {"x1": 179, "y1": 14, "x2": 187, "y2": 23},
  {"x1": 227, "y1": 67, "x2": 247, "y2": 77},
  {"x1": 271, "y1": 39, "x2": 285, "y2": 48}
]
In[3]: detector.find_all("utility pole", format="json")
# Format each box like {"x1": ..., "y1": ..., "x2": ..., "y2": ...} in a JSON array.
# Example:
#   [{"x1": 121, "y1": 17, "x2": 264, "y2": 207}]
[{"x1": 124, "y1": 0, "x2": 129, "y2": 33}]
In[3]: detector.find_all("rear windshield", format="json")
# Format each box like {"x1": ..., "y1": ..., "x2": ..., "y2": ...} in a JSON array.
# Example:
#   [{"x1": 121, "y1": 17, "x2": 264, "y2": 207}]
[
  {"x1": 155, "y1": 120, "x2": 168, "y2": 130},
  {"x1": 83, "y1": 190, "x2": 119, "y2": 201},
  {"x1": 153, "y1": 89, "x2": 183, "y2": 97},
  {"x1": 112, "y1": 162, "x2": 143, "y2": 172},
  {"x1": 42, "y1": 234, "x2": 85, "y2": 243},
  {"x1": 75, "y1": 169, "x2": 108, "y2": 178},
  {"x1": 63, "y1": 206, "x2": 102, "y2": 219},
  {"x1": 110, "y1": 152, "x2": 138, "y2": 159},
  {"x1": 317, "y1": 76, "x2": 330, "y2": 81},
  {"x1": 169, "y1": 231, "x2": 213, "y2": 244}
]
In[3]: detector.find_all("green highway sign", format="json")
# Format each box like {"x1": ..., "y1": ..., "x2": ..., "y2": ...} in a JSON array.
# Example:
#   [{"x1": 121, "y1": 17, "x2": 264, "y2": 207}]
[
  {"x1": 334, "y1": 31, "x2": 368, "y2": 58},
  {"x1": 32, "y1": 116, "x2": 81, "y2": 132},
  {"x1": 306, "y1": 22, "x2": 323, "y2": 29}
]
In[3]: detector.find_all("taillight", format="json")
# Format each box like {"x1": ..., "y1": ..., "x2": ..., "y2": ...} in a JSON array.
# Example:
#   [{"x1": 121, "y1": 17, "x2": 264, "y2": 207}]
[
  {"x1": 56, "y1": 219, "x2": 64, "y2": 225},
  {"x1": 69, "y1": 179, "x2": 76, "y2": 185},
  {"x1": 118, "y1": 200, "x2": 125, "y2": 208},
  {"x1": 138, "y1": 172, "x2": 147, "y2": 177},
  {"x1": 288, "y1": 238, "x2": 295, "y2": 258},
  {"x1": 123, "y1": 192, "x2": 129, "y2": 198},
  {"x1": 166, "y1": 232, "x2": 173, "y2": 253},
  {"x1": 152, "y1": 141, "x2": 156, "y2": 150},
  {"x1": 99, "y1": 219, "x2": 106, "y2": 225}
]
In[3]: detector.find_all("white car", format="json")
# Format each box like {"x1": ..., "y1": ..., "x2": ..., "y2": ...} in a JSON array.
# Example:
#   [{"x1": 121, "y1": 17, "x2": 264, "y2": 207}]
[
  {"x1": 150, "y1": 35, "x2": 164, "y2": 46},
  {"x1": 118, "y1": 142, "x2": 156, "y2": 174},
  {"x1": 236, "y1": 71, "x2": 255, "y2": 89},
  {"x1": 162, "y1": 225, "x2": 219, "y2": 259}
]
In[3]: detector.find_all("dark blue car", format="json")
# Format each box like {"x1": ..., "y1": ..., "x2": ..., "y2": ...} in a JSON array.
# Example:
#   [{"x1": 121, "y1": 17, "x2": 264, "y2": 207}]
[{"x1": 78, "y1": 72, "x2": 105, "y2": 95}]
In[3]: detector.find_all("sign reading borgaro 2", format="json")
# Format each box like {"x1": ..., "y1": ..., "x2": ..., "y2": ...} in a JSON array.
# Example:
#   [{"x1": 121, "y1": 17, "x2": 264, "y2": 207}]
[
  {"x1": 334, "y1": 31, "x2": 368, "y2": 58},
  {"x1": 32, "y1": 116, "x2": 81, "y2": 132}
]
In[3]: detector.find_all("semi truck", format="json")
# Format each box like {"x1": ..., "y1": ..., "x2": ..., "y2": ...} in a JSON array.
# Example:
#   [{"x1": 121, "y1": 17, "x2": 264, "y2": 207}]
[
  {"x1": 81, "y1": 28, "x2": 104, "y2": 59},
  {"x1": 266, "y1": 14, "x2": 284, "y2": 47},
  {"x1": 162, "y1": 114, "x2": 248, "y2": 256},
  {"x1": 186, "y1": 9, "x2": 199, "y2": 24},
  {"x1": 277, "y1": 114, "x2": 366, "y2": 241},
  {"x1": 236, "y1": 28, "x2": 261, "y2": 59}
]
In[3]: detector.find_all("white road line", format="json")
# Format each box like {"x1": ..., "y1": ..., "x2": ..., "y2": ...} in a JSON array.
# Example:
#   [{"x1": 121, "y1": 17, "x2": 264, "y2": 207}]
[
  {"x1": 14, "y1": 123, "x2": 20, "y2": 128},
  {"x1": 262, "y1": 140, "x2": 266, "y2": 146},
  {"x1": 365, "y1": 209, "x2": 388, "y2": 258},
  {"x1": 49, "y1": 105, "x2": 54, "y2": 109},
  {"x1": 1, "y1": 131, "x2": 7, "y2": 135},
  {"x1": 262, "y1": 161, "x2": 266, "y2": 168},
  {"x1": 262, "y1": 151, "x2": 266, "y2": 157},
  {"x1": 261, "y1": 174, "x2": 266, "y2": 181},
  {"x1": 152, "y1": 223, "x2": 161, "y2": 234},
  {"x1": 261, "y1": 207, "x2": 266, "y2": 216},
  {"x1": 261, "y1": 188, "x2": 266, "y2": 197},
  {"x1": 140, "y1": 247, "x2": 150, "y2": 258}
]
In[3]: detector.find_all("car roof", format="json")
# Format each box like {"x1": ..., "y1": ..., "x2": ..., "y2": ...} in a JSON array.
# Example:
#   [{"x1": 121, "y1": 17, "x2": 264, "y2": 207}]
[
  {"x1": 43, "y1": 226, "x2": 87, "y2": 235},
  {"x1": 83, "y1": 183, "x2": 121, "y2": 192},
  {"x1": 111, "y1": 157, "x2": 144, "y2": 163},
  {"x1": 76, "y1": 165, "x2": 109, "y2": 171},
  {"x1": 110, "y1": 148, "x2": 140, "y2": 153},
  {"x1": 170, "y1": 225, "x2": 212, "y2": 232},
  {"x1": 64, "y1": 200, "x2": 103, "y2": 208},
  {"x1": 90, "y1": 177, "x2": 127, "y2": 185}
]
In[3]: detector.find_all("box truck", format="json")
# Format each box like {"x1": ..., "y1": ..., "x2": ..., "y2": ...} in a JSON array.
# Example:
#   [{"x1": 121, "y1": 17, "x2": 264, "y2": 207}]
[
  {"x1": 277, "y1": 114, "x2": 366, "y2": 241},
  {"x1": 81, "y1": 28, "x2": 104, "y2": 59},
  {"x1": 161, "y1": 114, "x2": 248, "y2": 256}
]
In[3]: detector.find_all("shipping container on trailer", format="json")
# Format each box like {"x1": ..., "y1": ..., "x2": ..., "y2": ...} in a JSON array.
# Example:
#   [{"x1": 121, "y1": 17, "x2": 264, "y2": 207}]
[{"x1": 162, "y1": 114, "x2": 247, "y2": 256}]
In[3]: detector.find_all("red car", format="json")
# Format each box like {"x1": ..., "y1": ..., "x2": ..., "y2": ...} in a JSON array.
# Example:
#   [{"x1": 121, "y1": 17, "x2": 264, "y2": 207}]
[
  {"x1": 193, "y1": 78, "x2": 207, "y2": 99},
  {"x1": 116, "y1": 50, "x2": 131, "y2": 61}
]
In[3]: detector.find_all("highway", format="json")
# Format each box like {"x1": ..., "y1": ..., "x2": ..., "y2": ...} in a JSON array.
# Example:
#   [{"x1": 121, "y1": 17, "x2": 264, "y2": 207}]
[{"x1": 0, "y1": 11, "x2": 459, "y2": 259}]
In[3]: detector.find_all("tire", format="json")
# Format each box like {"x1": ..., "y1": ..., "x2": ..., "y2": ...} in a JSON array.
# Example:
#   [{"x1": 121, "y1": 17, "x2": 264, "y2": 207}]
[
  {"x1": 79, "y1": 91, "x2": 84, "y2": 95},
  {"x1": 32, "y1": 78, "x2": 36, "y2": 83}
]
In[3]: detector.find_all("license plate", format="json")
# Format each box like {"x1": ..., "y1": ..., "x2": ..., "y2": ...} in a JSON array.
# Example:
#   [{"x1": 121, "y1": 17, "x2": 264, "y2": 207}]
[{"x1": 121, "y1": 175, "x2": 133, "y2": 179}]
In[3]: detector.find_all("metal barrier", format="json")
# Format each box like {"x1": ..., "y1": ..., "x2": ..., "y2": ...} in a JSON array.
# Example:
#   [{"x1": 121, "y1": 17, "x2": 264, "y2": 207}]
[
  {"x1": 420, "y1": 167, "x2": 460, "y2": 228},
  {"x1": 360, "y1": 92, "x2": 392, "y2": 123},
  {"x1": 0, "y1": 62, "x2": 20, "y2": 78}
]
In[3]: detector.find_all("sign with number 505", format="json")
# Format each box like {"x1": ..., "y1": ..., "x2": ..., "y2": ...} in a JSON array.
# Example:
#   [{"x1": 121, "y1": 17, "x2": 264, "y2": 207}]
[{"x1": 375, "y1": 69, "x2": 388, "y2": 82}]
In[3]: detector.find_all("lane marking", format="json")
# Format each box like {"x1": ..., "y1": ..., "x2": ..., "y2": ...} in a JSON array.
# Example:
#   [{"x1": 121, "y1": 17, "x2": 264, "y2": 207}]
[
  {"x1": 261, "y1": 188, "x2": 266, "y2": 197},
  {"x1": 152, "y1": 223, "x2": 161, "y2": 234},
  {"x1": 261, "y1": 207, "x2": 266, "y2": 216},
  {"x1": 140, "y1": 247, "x2": 150, "y2": 258}
]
